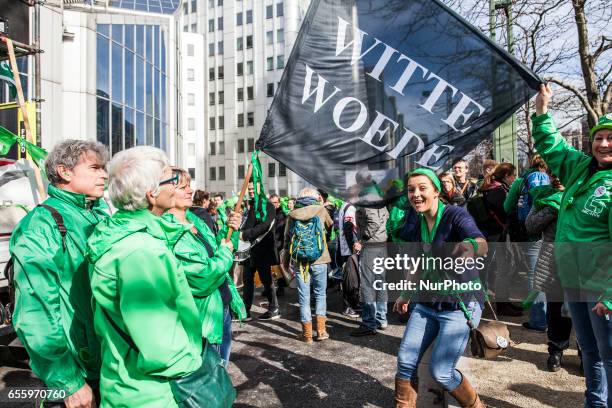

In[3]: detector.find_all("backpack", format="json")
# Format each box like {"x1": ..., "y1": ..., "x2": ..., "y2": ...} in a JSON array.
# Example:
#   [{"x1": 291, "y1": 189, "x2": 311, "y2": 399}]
[
  {"x1": 4, "y1": 204, "x2": 67, "y2": 325},
  {"x1": 517, "y1": 172, "x2": 550, "y2": 222},
  {"x1": 289, "y1": 216, "x2": 324, "y2": 263},
  {"x1": 341, "y1": 254, "x2": 360, "y2": 309},
  {"x1": 466, "y1": 193, "x2": 505, "y2": 237}
]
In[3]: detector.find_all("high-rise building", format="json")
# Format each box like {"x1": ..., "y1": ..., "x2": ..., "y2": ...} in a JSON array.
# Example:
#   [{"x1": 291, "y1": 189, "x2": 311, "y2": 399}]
[{"x1": 179, "y1": 0, "x2": 311, "y2": 196}]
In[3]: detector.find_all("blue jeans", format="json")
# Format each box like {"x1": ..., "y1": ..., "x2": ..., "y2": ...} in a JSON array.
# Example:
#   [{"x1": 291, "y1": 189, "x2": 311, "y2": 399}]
[
  {"x1": 361, "y1": 301, "x2": 388, "y2": 330},
  {"x1": 211, "y1": 306, "x2": 232, "y2": 367},
  {"x1": 295, "y1": 263, "x2": 327, "y2": 322},
  {"x1": 526, "y1": 240, "x2": 547, "y2": 329},
  {"x1": 397, "y1": 302, "x2": 482, "y2": 391},
  {"x1": 568, "y1": 302, "x2": 612, "y2": 408}
]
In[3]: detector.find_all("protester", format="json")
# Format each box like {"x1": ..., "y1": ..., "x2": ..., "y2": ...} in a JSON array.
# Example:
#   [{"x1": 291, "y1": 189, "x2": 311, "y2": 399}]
[
  {"x1": 336, "y1": 198, "x2": 360, "y2": 317},
  {"x1": 213, "y1": 192, "x2": 224, "y2": 209},
  {"x1": 453, "y1": 159, "x2": 478, "y2": 201},
  {"x1": 440, "y1": 171, "x2": 466, "y2": 206},
  {"x1": 269, "y1": 193, "x2": 288, "y2": 296},
  {"x1": 10, "y1": 140, "x2": 109, "y2": 408},
  {"x1": 532, "y1": 84, "x2": 611, "y2": 407},
  {"x1": 192, "y1": 189, "x2": 218, "y2": 234},
  {"x1": 241, "y1": 181, "x2": 280, "y2": 320},
  {"x1": 167, "y1": 168, "x2": 246, "y2": 367},
  {"x1": 288, "y1": 196, "x2": 296, "y2": 211},
  {"x1": 87, "y1": 146, "x2": 216, "y2": 407},
  {"x1": 393, "y1": 168, "x2": 487, "y2": 408},
  {"x1": 477, "y1": 159, "x2": 498, "y2": 188},
  {"x1": 283, "y1": 188, "x2": 333, "y2": 342}
]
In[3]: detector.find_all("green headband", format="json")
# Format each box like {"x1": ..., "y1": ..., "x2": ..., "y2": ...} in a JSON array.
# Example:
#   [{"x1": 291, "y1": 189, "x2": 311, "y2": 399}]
[{"x1": 408, "y1": 168, "x2": 442, "y2": 192}]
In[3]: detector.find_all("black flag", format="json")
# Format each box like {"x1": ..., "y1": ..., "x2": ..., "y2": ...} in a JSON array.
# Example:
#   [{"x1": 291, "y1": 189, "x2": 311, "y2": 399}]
[{"x1": 257, "y1": 0, "x2": 541, "y2": 206}]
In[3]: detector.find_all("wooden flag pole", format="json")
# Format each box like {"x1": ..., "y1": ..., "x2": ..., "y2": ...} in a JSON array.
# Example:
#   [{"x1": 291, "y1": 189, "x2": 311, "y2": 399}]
[
  {"x1": 3, "y1": 36, "x2": 47, "y2": 200},
  {"x1": 226, "y1": 163, "x2": 253, "y2": 241}
]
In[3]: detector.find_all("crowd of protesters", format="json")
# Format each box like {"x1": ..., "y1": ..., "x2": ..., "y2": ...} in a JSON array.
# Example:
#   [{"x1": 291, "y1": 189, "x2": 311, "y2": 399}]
[{"x1": 5, "y1": 84, "x2": 611, "y2": 408}]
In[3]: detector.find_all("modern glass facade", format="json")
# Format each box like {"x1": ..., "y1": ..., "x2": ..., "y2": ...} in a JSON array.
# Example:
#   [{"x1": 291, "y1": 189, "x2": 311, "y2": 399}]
[
  {"x1": 96, "y1": 23, "x2": 169, "y2": 155},
  {"x1": 86, "y1": 0, "x2": 180, "y2": 14}
]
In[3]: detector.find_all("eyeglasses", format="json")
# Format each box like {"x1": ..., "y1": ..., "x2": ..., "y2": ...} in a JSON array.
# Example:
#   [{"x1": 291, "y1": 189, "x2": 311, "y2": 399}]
[{"x1": 158, "y1": 171, "x2": 180, "y2": 187}]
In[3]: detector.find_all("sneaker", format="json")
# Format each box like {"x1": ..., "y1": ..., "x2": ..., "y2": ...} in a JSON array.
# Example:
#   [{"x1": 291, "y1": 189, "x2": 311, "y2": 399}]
[
  {"x1": 342, "y1": 307, "x2": 360, "y2": 318},
  {"x1": 241, "y1": 313, "x2": 253, "y2": 322},
  {"x1": 258, "y1": 310, "x2": 281, "y2": 320},
  {"x1": 350, "y1": 326, "x2": 377, "y2": 337},
  {"x1": 522, "y1": 322, "x2": 547, "y2": 332},
  {"x1": 377, "y1": 322, "x2": 388, "y2": 330},
  {"x1": 547, "y1": 352, "x2": 562, "y2": 372}
]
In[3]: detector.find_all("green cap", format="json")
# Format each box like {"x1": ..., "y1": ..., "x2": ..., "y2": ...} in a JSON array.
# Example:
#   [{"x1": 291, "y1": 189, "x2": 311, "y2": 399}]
[
  {"x1": 408, "y1": 168, "x2": 442, "y2": 192},
  {"x1": 590, "y1": 113, "x2": 612, "y2": 140}
]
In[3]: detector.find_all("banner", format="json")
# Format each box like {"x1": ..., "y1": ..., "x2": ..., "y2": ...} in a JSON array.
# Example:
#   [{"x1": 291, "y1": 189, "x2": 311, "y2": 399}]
[
  {"x1": 257, "y1": 0, "x2": 541, "y2": 206},
  {"x1": 0, "y1": 125, "x2": 47, "y2": 168},
  {"x1": 0, "y1": 60, "x2": 17, "y2": 99}
]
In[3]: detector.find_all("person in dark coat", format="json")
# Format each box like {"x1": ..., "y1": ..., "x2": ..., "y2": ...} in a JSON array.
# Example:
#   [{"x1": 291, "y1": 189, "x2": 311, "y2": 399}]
[{"x1": 269, "y1": 193, "x2": 287, "y2": 296}]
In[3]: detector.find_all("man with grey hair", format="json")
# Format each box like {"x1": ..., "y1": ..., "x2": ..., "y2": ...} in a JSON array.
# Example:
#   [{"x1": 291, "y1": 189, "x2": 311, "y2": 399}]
[{"x1": 10, "y1": 139, "x2": 109, "y2": 408}]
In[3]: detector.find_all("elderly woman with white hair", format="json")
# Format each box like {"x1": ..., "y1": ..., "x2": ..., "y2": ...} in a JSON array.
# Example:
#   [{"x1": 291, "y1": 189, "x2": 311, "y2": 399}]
[
  {"x1": 86, "y1": 147, "x2": 234, "y2": 407},
  {"x1": 283, "y1": 187, "x2": 333, "y2": 343}
]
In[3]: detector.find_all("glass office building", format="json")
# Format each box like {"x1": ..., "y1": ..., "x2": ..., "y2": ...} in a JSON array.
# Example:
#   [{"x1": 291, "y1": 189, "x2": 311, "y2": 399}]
[{"x1": 89, "y1": 0, "x2": 180, "y2": 14}]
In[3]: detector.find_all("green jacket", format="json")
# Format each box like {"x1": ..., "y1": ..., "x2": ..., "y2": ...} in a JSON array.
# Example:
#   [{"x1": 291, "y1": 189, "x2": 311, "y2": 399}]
[
  {"x1": 87, "y1": 209, "x2": 203, "y2": 408},
  {"x1": 532, "y1": 113, "x2": 612, "y2": 307},
  {"x1": 167, "y1": 211, "x2": 246, "y2": 344},
  {"x1": 387, "y1": 195, "x2": 409, "y2": 242},
  {"x1": 9, "y1": 185, "x2": 108, "y2": 396}
]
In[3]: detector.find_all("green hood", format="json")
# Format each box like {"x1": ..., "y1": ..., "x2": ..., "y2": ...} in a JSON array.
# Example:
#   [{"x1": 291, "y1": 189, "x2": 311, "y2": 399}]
[{"x1": 87, "y1": 209, "x2": 189, "y2": 263}]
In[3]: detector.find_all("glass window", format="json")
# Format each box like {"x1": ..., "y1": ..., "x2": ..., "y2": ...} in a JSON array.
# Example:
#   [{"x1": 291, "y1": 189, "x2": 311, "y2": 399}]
[
  {"x1": 188, "y1": 118, "x2": 195, "y2": 130},
  {"x1": 152, "y1": 26, "x2": 159, "y2": 67},
  {"x1": 154, "y1": 68, "x2": 161, "y2": 119},
  {"x1": 237, "y1": 139, "x2": 245, "y2": 152},
  {"x1": 246, "y1": 60, "x2": 253, "y2": 75},
  {"x1": 266, "y1": 5, "x2": 273, "y2": 18},
  {"x1": 266, "y1": 31, "x2": 273, "y2": 45},
  {"x1": 209, "y1": 142, "x2": 216, "y2": 155},
  {"x1": 98, "y1": 24, "x2": 109, "y2": 37},
  {"x1": 238, "y1": 165, "x2": 245, "y2": 179},
  {"x1": 277, "y1": 28, "x2": 284, "y2": 43},
  {"x1": 218, "y1": 0, "x2": 223, "y2": 6},
  {"x1": 136, "y1": 25, "x2": 144, "y2": 56},
  {"x1": 161, "y1": 31, "x2": 166, "y2": 72},
  {"x1": 266, "y1": 57, "x2": 273, "y2": 71},
  {"x1": 125, "y1": 25, "x2": 134, "y2": 51},
  {"x1": 209, "y1": 92, "x2": 215, "y2": 105},
  {"x1": 236, "y1": 37, "x2": 243, "y2": 51},
  {"x1": 247, "y1": 136, "x2": 255, "y2": 149},
  {"x1": 279, "y1": 162, "x2": 286, "y2": 176},
  {"x1": 111, "y1": 103, "x2": 123, "y2": 155},
  {"x1": 191, "y1": 24, "x2": 197, "y2": 32},
  {"x1": 237, "y1": 62, "x2": 243, "y2": 76},
  {"x1": 237, "y1": 88, "x2": 244, "y2": 101},
  {"x1": 191, "y1": 0, "x2": 197, "y2": 12},
  {"x1": 111, "y1": 43, "x2": 123, "y2": 103},
  {"x1": 218, "y1": 91, "x2": 224, "y2": 104},
  {"x1": 187, "y1": 44, "x2": 194, "y2": 56},
  {"x1": 112, "y1": 24, "x2": 123, "y2": 44},
  {"x1": 247, "y1": 113, "x2": 254, "y2": 127},
  {"x1": 208, "y1": 0, "x2": 214, "y2": 7},
  {"x1": 219, "y1": 166, "x2": 225, "y2": 180},
  {"x1": 218, "y1": 17, "x2": 223, "y2": 30},
  {"x1": 124, "y1": 107, "x2": 135, "y2": 149},
  {"x1": 267, "y1": 83, "x2": 274, "y2": 97},
  {"x1": 268, "y1": 162, "x2": 275, "y2": 177},
  {"x1": 209, "y1": 117, "x2": 215, "y2": 130},
  {"x1": 247, "y1": 86, "x2": 253, "y2": 100},
  {"x1": 161, "y1": 74, "x2": 166, "y2": 123},
  {"x1": 188, "y1": 93, "x2": 195, "y2": 105},
  {"x1": 237, "y1": 114, "x2": 244, "y2": 128},
  {"x1": 208, "y1": 43, "x2": 215, "y2": 56},
  {"x1": 96, "y1": 98, "x2": 109, "y2": 146},
  {"x1": 277, "y1": 55, "x2": 284, "y2": 69},
  {"x1": 209, "y1": 67, "x2": 215, "y2": 81},
  {"x1": 188, "y1": 143, "x2": 196, "y2": 155},
  {"x1": 218, "y1": 41, "x2": 223, "y2": 55},
  {"x1": 184, "y1": 25, "x2": 189, "y2": 33},
  {"x1": 136, "y1": 56, "x2": 144, "y2": 111},
  {"x1": 218, "y1": 116, "x2": 224, "y2": 129},
  {"x1": 210, "y1": 167, "x2": 216, "y2": 181},
  {"x1": 96, "y1": 34, "x2": 110, "y2": 98},
  {"x1": 246, "y1": 35, "x2": 253, "y2": 49},
  {"x1": 188, "y1": 167, "x2": 195, "y2": 179},
  {"x1": 124, "y1": 50, "x2": 134, "y2": 107},
  {"x1": 208, "y1": 19, "x2": 214, "y2": 32},
  {"x1": 183, "y1": 2, "x2": 188, "y2": 14},
  {"x1": 277, "y1": 2, "x2": 283, "y2": 16},
  {"x1": 154, "y1": 119, "x2": 161, "y2": 148},
  {"x1": 246, "y1": 10, "x2": 253, "y2": 24},
  {"x1": 219, "y1": 141, "x2": 225, "y2": 154},
  {"x1": 218, "y1": 66, "x2": 224, "y2": 79},
  {"x1": 187, "y1": 68, "x2": 195, "y2": 81},
  {"x1": 146, "y1": 25, "x2": 153, "y2": 62},
  {"x1": 236, "y1": 12, "x2": 243, "y2": 26},
  {"x1": 136, "y1": 111, "x2": 145, "y2": 145}
]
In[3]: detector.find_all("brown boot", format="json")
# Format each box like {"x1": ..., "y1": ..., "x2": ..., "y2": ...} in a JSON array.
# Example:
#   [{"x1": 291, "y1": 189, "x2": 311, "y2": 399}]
[
  {"x1": 449, "y1": 371, "x2": 485, "y2": 408},
  {"x1": 394, "y1": 377, "x2": 417, "y2": 408},
  {"x1": 315, "y1": 315, "x2": 329, "y2": 341},
  {"x1": 300, "y1": 321, "x2": 313, "y2": 343}
]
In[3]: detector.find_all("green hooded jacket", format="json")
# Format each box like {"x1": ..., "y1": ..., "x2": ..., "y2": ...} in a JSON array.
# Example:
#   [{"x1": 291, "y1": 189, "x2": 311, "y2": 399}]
[
  {"x1": 387, "y1": 195, "x2": 409, "y2": 242},
  {"x1": 87, "y1": 209, "x2": 203, "y2": 408},
  {"x1": 9, "y1": 184, "x2": 108, "y2": 396},
  {"x1": 532, "y1": 113, "x2": 612, "y2": 308},
  {"x1": 166, "y1": 211, "x2": 246, "y2": 344}
]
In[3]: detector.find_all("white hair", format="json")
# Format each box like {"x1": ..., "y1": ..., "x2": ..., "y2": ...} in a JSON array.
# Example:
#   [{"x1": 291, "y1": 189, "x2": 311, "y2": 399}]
[
  {"x1": 108, "y1": 146, "x2": 169, "y2": 211},
  {"x1": 298, "y1": 187, "x2": 320, "y2": 200}
]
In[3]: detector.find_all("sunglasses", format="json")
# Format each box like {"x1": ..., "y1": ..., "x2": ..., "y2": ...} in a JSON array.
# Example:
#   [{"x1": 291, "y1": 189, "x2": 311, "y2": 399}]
[{"x1": 158, "y1": 171, "x2": 180, "y2": 187}]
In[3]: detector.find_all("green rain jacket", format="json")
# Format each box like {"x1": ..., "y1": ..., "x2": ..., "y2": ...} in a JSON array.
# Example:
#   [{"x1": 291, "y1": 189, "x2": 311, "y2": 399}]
[
  {"x1": 532, "y1": 113, "x2": 612, "y2": 307},
  {"x1": 166, "y1": 210, "x2": 246, "y2": 344},
  {"x1": 87, "y1": 209, "x2": 203, "y2": 408},
  {"x1": 9, "y1": 185, "x2": 108, "y2": 396}
]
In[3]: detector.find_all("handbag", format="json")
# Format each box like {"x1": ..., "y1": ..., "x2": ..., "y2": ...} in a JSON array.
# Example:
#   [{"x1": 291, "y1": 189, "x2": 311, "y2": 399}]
[
  {"x1": 463, "y1": 301, "x2": 512, "y2": 360},
  {"x1": 102, "y1": 309, "x2": 236, "y2": 407}
]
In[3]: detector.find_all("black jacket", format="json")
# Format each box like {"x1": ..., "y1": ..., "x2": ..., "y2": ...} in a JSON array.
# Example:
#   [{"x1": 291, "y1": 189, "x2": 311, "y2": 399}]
[{"x1": 242, "y1": 200, "x2": 278, "y2": 266}]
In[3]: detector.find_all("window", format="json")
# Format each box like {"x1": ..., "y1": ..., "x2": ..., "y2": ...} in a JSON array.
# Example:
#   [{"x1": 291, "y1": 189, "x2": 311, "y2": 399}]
[
  {"x1": 266, "y1": 57, "x2": 273, "y2": 71},
  {"x1": 277, "y1": 2, "x2": 283, "y2": 16},
  {"x1": 210, "y1": 142, "x2": 216, "y2": 155},
  {"x1": 218, "y1": 41, "x2": 224, "y2": 55},
  {"x1": 279, "y1": 162, "x2": 286, "y2": 176},
  {"x1": 218, "y1": 0, "x2": 223, "y2": 5},
  {"x1": 188, "y1": 143, "x2": 196, "y2": 155},
  {"x1": 247, "y1": 113, "x2": 254, "y2": 127},
  {"x1": 268, "y1": 163, "x2": 275, "y2": 177},
  {"x1": 219, "y1": 141, "x2": 225, "y2": 154},
  {"x1": 188, "y1": 93, "x2": 195, "y2": 105},
  {"x1": 208, "y1": 0, "x2": 214, "y2": 8},
  {"x1": 237, "y1": 139, "x2": 245, "y2": 152},
  {"x1": 237, "y1": 88, "x2": 244, "y2": 101},
  {"x1": 237, "y1": 62, "x2": 243, "y2": 76},
  {"x1": 266, "y1": 31, "x2": 273, "y2": 45},
  {"x1": 277, "y1": 55, "x2": 284, "y2": 69},
  {"x1": 236, "y1": 37, "x2": 243, "y2": 51},
  {"x1": 192, "y1": 0, "x2": 197, "y2": 12},
  {"x1": 237, "y1": 114, "x2": 244, "y2": 127},
  {"x1": 191, "y1": 24, "x2": 197, "y2": 32},
  {"x1": 188, "y1": 118, "x2": 195, "y2": 130},
  {"x1": 210, "y1": 167, "x2": 216, "y2": 181},
  {"x1": 208, "y1": 19, "x2": 214, "y2": 32},
  {"x1": 189, "y1": 168, "x2": 196, "y2": 179},
  {"x1": 246, "y1": 10, "x2": 253, "y2": 24},
  {"x1": 277, "y1": 28, "x2": 284, "y2": 43},
  {"x1": 246, "y1": 60, "x2": 253, "y2": 75},
  {"x1": 236, "y1": 12, "x2": 243, "y2": 26},
  {"x1": 187, "y1": 68, "x2": 195, "y2": 81},
  {"x1": 209, "y1": 92, "x2": 215, "y2": 105},
  {"x1": 209, "y1": 67, "x2": 215, "y2": 81},
  {"x1": 246, "y1": 35, "x2": 253, "y2": 49},
  {"x1": 266, "y1": 4, "x2": 273, "y2": 18},
  {"x1": 247, "y1": 136, "x2": 255, "y2": 150},
  {"x1": 218, "y1": 65, "x2": 224, "y2": 79},
  {"x1": 218, "y1": 17, "x2": 223, "y2": 30},
  {"x1": 247, "y1": 86, "x2": 253, "y2": 100},
  {"x1": 183, "y1": 3, "x2": 188, "y2": 14},
  {"x1": 187, "y1": 44, "x2": 195, "y2": 56},
  {"x1": 238, "y1": 165, "x2": 245, "y2": 179},
  {"x1": 208, "y1": 43, "x2": 215, "y2": 56},
  {"x1": 267, "y1": 83, "x2": 274, "y2": 97},
  {"x1": 218, "y1": 116, "x2": 224, "y2": 129},
  {"x1": 184, "y1": 25, "x2": 189, "y2": 32},
  {"x1": 219, "y1": 166, "x2": 225, "y2": 180},
  {"x1": 209, "y1": 117, "x2": 216, "y2": 130},
  {"x1": 218, "y1": 91, "x2": 224, "y2": 104}
]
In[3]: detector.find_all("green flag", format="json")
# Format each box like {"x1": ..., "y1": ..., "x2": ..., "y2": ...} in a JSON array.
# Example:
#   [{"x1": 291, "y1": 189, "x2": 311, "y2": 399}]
[
  {"x1": 0, "y1": 60, "x2": 17, "y2": 99},
  {"x1": 0, "y1": 126, "x2": 18, "y2": 156},
  {"x1": 251, "y1": 150, "x2": 267, "y2": 221}
]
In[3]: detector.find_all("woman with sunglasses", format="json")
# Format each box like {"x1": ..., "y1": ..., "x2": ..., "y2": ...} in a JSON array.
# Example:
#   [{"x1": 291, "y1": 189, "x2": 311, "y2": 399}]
[
  {"x1": 393, "y1": 168, "x2": 488, "y2": 408},
  {"x1": 166, "y1": 168, "x2": 246, "y2": 367}
]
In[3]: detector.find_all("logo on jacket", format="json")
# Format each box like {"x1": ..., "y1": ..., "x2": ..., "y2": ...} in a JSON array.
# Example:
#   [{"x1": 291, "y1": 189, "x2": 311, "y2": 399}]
[{"x1": 582, "y1": 185, "x2": 609, "y2": 217}]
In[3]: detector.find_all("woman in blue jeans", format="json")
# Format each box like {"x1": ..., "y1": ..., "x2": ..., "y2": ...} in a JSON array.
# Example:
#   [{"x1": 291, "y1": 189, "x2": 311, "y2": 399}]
[
  {"x1": 283, "y1": 188, "x2": 333, "y2": 343},
  {"x1": 393, "y1": 168, "x2": 488, "y2": 408}
]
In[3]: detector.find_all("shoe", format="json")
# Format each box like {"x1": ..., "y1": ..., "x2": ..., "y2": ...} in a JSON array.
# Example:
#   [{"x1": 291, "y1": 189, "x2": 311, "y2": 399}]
[
  {"x1": 258, "y1": 309, "x2": 281, "y2": 320},
  {"x1": 276, "y1": 287, "x2": 285, "y2": 297},
  {"x1": 449, "y1": 370, "x2": 484, "y2": 408},
  {"x1": 242, "y1": 313, "x2": 253, "y2": 322},
  {"x1": 394, "y1": 377, "x2": 418, "y2": 408},
  {"x1": 377, "y1": 322, "x2": 388, "y2": 330},
  {"x1": 350, "y1": 326, "x2": 377, "y2": 337},
  {"x1": 496, "y1": 302, "x2": 524, "y2": 317},
  {"x1": 547, "y1": 352, "x2": 562, "y2": 372},
  {"x1": 522, "y1": 322, "x2": 547, "y2": 332},
  {"x1": 342, "y1": 307, "x2": 360, "y2": 318},
  {"x1": 299, "y1": 321, "x2": 313, "y2": 343},
  {"x1": 315, "y1": 315, "x2": 329, "y2": 341}
]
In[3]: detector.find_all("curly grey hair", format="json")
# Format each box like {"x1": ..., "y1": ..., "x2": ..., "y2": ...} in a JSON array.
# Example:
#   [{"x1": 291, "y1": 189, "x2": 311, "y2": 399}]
[
  {"x1": 107, "y1": 146, "x2": 169, "y2": 211},
  {"x1": 44, "y1": 139, "x2": 109, "y2": 186}
]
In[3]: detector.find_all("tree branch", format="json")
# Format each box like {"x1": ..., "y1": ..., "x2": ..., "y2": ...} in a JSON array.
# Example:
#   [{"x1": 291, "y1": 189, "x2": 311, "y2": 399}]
[
  {"x1": 546, "y1": 77, "x2": 598, "y2": 123},
  {"x1": 592, "y1": 36, "x2": 611, "y2": 64}
]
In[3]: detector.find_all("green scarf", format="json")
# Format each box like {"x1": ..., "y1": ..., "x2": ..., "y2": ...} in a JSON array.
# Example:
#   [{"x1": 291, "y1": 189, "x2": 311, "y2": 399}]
[{"x1": 251, "y1": 150, "x2": 267, "y2": 221}]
